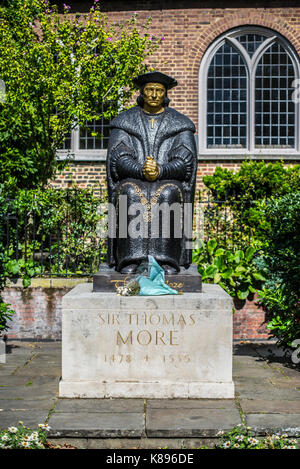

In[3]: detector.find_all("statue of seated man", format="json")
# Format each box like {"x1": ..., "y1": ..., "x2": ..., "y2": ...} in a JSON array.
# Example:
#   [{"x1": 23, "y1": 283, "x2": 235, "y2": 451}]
[{"x1": 106, "y1": 71, "x2": 197, "y2": 274}]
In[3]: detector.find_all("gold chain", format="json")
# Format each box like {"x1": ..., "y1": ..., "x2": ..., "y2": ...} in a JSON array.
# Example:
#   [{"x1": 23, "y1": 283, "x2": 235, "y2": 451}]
[{"x1": 119, "y1": 182, "x2": 182, "y2": 222}]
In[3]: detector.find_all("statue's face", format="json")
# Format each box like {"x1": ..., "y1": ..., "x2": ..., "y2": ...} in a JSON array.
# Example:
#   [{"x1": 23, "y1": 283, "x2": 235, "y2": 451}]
[{"x1": 143, "y1": 82, "x2": 166, "y2": 112}]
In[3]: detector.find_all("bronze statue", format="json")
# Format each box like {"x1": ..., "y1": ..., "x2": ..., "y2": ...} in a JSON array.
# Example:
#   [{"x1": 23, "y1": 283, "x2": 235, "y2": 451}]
[{"x1": 106, "y1": 71, "x2": 197, "y2": 274}]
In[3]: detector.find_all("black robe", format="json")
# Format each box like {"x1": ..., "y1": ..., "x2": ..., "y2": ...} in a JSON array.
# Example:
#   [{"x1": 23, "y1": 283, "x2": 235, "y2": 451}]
[{"x1": 106, "y1": 105, "x2": 197, "y2": 272}]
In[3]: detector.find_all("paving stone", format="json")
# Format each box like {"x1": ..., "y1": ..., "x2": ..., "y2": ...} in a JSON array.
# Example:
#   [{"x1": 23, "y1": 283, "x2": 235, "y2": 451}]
[
  {"x1": 48, "y1": 412, "x2": 143, "y2": 438},
  {"x1": 1, "y1": 341, "x2": 300, "y2": 439},
  {"x1": 0, "y1": 398, "x2": 56, "y2": 411},
  {"x1": 147, "y1": 399, "x2": 236, "y2": 409},
  {"x1": 246, "y1": 413, "x2": 300, "y2": 436},
  {"x1": 54, "y1": 398, "x2": 144, "y2": 413},
  {"x1": 232, "y1": 361, "x2": 279, "y2": 379},
  {"x1": 146, "y1": 407, "x2": 242, "y2": 437},
  {"x1": 235, "y1": 376, "x2": 300, "y2": 400},
  {"x1": 13, "y1": 366, "x2": 61, "y2": 378},
  {"x1": 0, "y1": 410, "x2": 49, "y2": 429},
  {"x1": 239, "y1": 399, "x2": 300, "y2": 414},
  {"x1": 0, "y1": 378, "x2": 59, "y2": 401},
  {"x1": 268, "y1": 378, "x2": 300, "y2": 390},
  {"x1": 273, "y1": 367, "x2": 300, "y2": 380}
]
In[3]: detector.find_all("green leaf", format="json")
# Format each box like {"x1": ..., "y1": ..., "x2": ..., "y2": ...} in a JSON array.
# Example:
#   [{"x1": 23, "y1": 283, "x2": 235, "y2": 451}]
[
  {"x1": 220, "y1": 268, "x2": 233, "y2": 279},
  {"x1": 232, "y1": 250, "x2": 244, "y2": 263},
  {"x1": 245, "y1": 246, "x2": 256, "y2": 262},
  {"x1": 215, "y1": 248, "x2": 225, "y2": 257},
  {"x1": 22, "y1": 277, "x2": 32, "y2": 288},
  {"x1": 237, "y1": 288, "x2": 249, "y2": 300},
  {"x1": 5, "y1": 260, "x2": 20, "y2": 275},
  {"x1": 205, "y1": 265, "x2": 218, "y2": 278},
  {"x1": 207, "y1": 239, "x2": 217, "y2": 255},
  {"x1": 253, "y1": 272, "x2": 266, "y2": 281},
  {"x1": 214, "y1": 273, "x2": 221, "y2": 283},
  {"x1": 214, "y1": 256, "x2": 224, "y2": 271}
]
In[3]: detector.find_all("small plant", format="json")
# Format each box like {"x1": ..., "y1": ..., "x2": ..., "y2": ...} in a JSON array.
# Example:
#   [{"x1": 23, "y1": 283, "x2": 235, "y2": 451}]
[
  {"x1": 193, "y1": 239, "x2": 266, "y2": 300},
  {"x1": 0, "y1": 422, "x2": 50, "y2": 449},
  {"x1": 0, "y1": 301, "x2": 15, "y2": 333},
  {"x1": 215, "y1": 425, "x2": 299, "y2": 449}
]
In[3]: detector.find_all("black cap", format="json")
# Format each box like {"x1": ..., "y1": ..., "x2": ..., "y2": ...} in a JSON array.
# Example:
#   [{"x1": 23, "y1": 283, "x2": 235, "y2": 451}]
[{"x1": 133, "y1": 71, "x2": 178, "y2": 90}]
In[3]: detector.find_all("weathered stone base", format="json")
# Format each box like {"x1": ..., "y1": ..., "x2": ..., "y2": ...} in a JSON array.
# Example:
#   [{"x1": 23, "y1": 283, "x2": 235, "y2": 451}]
[
  {"x1": 59, "y1": 380, "x2": 234, "y2": 399},
  {"x1": 59, "y1": 284, "x2": 234, "y2": 399}
]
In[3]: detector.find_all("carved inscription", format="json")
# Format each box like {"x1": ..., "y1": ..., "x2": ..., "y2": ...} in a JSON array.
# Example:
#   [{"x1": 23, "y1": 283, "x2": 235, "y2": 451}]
[{"x1": 98, "y1": 312, "x2": 196, "y2": 350}]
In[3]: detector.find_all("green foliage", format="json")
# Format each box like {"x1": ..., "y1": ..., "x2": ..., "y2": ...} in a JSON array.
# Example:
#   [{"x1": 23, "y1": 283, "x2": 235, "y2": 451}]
[
  {"x1": 0, "y1": 184, "x2": 107, "y2": 278},
  {"x1": 202, "y1": 161, "x2": 300, "y2": 239},
  {"x1": 258, "y1": 192, "x2": 300, "y2": 347},
  {"x1": 0, "y1": 422, "x2": 49, "y2": 449},
  {"x1": 203, "y1": 160, "x2": 300, "y2": 201},
  {"x1": 0, "y1": 183, "x2": 107, "y2": 331},
  {"x1": 0, "y1": 0, "x2": 161, "y2": 187},
  {"x1": 0, "y1": 301, "x2": 15, "y2": 332},
  {"x1": 215, "y1": 425, "x2": 299, "y2": 449},
  {"x1": 192, "y1": 239, "x2": 265, "y2": 300}
]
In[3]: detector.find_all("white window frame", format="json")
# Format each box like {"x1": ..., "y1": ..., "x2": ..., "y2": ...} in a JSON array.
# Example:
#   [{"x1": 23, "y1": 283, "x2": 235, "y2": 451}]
[
  {"x1": 56, "y1": 129, "x2": 107, "y2": 161},
  {"x1": 198, "y1": 26, "x2": 300, "y2": 159}
]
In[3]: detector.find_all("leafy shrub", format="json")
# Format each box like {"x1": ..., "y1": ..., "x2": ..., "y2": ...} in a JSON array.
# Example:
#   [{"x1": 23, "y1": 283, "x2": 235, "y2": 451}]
[
  {"x1": 0, "y1": 301, "x2": 15, "y2": 333},
  {"x1": 258, "y1": 192, "x2": 300, "y2": 347},
  {"x1": 203, "y1": 160, "x2": 300, "y2": 201},
  {"x1": 0, "y1": 183, "x2": 107, "y2": 331},
  {"x1": 0, "y1": 0, "x2": 161, "y2": 188},
  {"x1": 193, "y1": 239, "x2": 265, "y2": 300},
  {"x1": 202, "y1": 161, "x2": 300, "y2": 240},
  {"x1": 0, "y1": 184, "x2": 107, "y2": 277}
]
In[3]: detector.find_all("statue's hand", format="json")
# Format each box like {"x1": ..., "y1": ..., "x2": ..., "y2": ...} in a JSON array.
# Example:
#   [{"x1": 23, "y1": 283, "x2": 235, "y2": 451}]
[{"x1": 143, "y1": 157, "x2": 160, "y2": 181}]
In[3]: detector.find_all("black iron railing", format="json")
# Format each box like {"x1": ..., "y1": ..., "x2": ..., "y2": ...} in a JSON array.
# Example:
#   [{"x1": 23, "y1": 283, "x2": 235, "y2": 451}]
[{"x1": 0, "y1": 189, "x2": 254, "y2": 277}]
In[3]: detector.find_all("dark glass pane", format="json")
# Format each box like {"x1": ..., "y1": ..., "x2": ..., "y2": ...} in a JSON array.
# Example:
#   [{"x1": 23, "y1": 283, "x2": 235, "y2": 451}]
[
  {"x1": 207, "y1": 42, "x2": 247, "y2": 148},
  {"x1": 79, "y1": 109, "x2": 112, "y2": 150},
  {"x1": 236, "y1": 33, "x2": 266, "y2": 57},
  {"x1": 255, "y1": 43, "x2": 295, "y2": 149}
]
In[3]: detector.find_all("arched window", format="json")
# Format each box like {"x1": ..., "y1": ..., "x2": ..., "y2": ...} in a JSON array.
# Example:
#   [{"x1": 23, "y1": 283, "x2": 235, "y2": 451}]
[{"x1": 199, "y1": 27, "x2": 300, "y2": 157}]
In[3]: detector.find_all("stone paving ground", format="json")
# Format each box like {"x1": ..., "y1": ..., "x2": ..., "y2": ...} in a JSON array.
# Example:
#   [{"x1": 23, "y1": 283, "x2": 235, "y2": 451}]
[{"x1": 0, "y1": 340, "x2": 299, "y2": 448}]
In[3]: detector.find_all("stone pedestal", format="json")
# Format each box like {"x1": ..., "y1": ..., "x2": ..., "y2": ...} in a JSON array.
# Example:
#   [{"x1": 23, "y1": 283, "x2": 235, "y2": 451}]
[
  {"x1": 59, "y1": 284, "x2": 234, "y2": 399},
  {"x1": 93, "y1": 263, "x2": 202, "y2": 293}
]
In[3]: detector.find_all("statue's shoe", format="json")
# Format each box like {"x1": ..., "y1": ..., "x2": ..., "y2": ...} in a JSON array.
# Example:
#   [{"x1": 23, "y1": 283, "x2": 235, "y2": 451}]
[
  {"x1": 120, "y1": 263, "x2": 139, "y2": 274},
  {"x1": 162, "y1": 264, "x2": 178, "y2": 275}
]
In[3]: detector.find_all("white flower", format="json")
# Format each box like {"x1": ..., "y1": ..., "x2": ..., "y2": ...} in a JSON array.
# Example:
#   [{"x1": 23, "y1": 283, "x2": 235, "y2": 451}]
[
  {"x1": 216, "y1": 430, "x2": 224, "y2": 436},
  {"x1": 38, "y1": 423, "x2": 51, "y2": 431},
  {"x1": 286, "y1": 445, "x2": 297, "y2": 449},
  {"x1": 235, "y1": 435, "x2": 244, "y2": 442},
  {"x1": 22, "y1": 440, "x2": 30, "y2": 448},
  {"x1": 28, "y1": 431, "x2": 39, "y2": 441},
  {"x1": 223, "y1": 441, "x2": 231, "y2": 449},
  {"x1": 248, "y1": 437, "x2": 259, "y2": 445},
  {"x1": 290, "y1": 439, "x2": 297, "y2": 444},
  {"x1": 281, "y1": 433, "x2": 288, "y2": 438},
  {"x1": 272, "y1": 434, "x2": 280, "y2": 440},
  {"x1": 7, "y1": 426, "x2": 18, "y2": 433},
  {"x1": 1, "y1": 434, "x2": 9, "y2": 441}
]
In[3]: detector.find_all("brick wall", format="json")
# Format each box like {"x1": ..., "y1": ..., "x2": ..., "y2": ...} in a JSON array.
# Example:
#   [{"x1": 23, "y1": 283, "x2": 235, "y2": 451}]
[
  {"x1": 2, "y1": 280, "x2": 271, "y2": 341},
  {"x1": 51, "y1": 1, "x2": 300, "y2": 189},
  {"x1": 52, "y1": 159, "x2": 299, "y2": 191}
]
